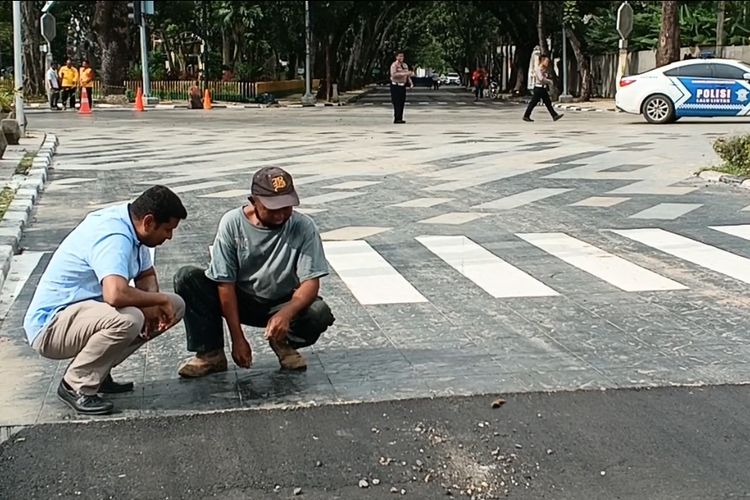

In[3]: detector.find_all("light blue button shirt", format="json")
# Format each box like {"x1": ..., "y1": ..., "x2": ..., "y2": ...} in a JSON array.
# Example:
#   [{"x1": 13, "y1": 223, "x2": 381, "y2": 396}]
[{"x1": 23, "y1": 203, "x2": 153, "y2": 344}]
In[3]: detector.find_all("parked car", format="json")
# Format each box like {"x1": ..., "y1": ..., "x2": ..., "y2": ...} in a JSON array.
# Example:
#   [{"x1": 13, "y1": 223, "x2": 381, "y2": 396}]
[
  {"x1": 615, "y1": 58, "x2": 750, "y2": 124},
  {"x1": 444, "y1": 72, "x2": 461, "y2": 85}
]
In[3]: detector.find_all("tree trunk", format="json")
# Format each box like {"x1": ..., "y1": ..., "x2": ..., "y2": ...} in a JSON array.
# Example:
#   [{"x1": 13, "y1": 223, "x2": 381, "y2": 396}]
[
  {"x1": 222, "y1": 29, "x2": 231, "y2": 66},
  {"x1": 656, "y1": 0, "x2": 680, "y2": 67},
  {"x1": 566, "y1": 28, "x2": 591, "y2": 101},
  {"x1": 325, "y1": 37, "x2": 332, "y2": 101},
  {"x1": 93, "y1": 1, "x2": 130, "y2": 95},
  {"x1": 536, "y1": 1, "x2": 548, "y2": 56},
  {"x1": 21, "y1": 0, "x2": 46, "y2": 96},
  {"x1": 512, "y1": 43, "x2": 533, "y2": 95}
]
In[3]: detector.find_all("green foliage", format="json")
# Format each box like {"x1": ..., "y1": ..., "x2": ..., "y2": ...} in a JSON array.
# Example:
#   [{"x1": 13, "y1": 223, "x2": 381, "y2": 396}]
[
  {"x1": 713, "y1": 134, "x2": 750, "y2": 176},
  {"x1": 0, "y1": 88, "x2": 12, "y2": 113}
]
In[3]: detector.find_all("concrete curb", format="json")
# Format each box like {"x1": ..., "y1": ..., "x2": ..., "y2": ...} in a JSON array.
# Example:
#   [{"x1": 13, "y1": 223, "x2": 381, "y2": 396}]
[
  {"x1": 695, "y1": 169, "x2": 750, "y2": 189},
  {"x1": 0, "y1": 133, "x2": 58, "y2": 290},
  {"x1": 554, "y1": 103, "x2": 614, "y2": 113}
]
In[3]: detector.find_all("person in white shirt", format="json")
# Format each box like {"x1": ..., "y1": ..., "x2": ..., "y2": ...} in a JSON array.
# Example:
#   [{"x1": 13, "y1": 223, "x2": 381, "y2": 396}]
[{"x1": 46, "y1": 63, "x2": 60, "y2": 110}]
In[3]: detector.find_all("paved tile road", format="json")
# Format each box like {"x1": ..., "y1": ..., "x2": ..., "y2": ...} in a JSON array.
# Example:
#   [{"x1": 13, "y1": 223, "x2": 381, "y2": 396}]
[{"x1": 2, "y1": 98, "x2": 750, "y2": 425}]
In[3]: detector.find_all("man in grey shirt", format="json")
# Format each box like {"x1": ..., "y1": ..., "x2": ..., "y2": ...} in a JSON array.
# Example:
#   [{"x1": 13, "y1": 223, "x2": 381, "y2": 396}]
[{"x1": 174, "y1": 167, "x2": 335, "y2": 376}]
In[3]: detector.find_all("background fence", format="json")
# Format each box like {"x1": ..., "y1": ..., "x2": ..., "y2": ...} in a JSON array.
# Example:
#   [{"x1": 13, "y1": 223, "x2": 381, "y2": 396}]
[{"x1": 90, "y1": 79, "x2": 320, "y2": 102}]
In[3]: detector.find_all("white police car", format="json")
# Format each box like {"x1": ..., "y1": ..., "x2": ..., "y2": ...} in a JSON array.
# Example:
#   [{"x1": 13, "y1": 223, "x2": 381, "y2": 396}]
[{"x1": 615, "y1": 58, "x2": 750, "y2": 124}]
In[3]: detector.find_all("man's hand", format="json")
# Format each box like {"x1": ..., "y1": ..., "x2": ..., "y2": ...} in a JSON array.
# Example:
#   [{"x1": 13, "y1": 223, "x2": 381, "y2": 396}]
[
  {"x1": 231, "y1": 338, "x2": 253, "y2": 368},
  {"x1": 264, "y1": 310, "x2": 293, "y2": 342},
  {"x1": 139, "y1": 298, "x2": 176, "y2": 340}
]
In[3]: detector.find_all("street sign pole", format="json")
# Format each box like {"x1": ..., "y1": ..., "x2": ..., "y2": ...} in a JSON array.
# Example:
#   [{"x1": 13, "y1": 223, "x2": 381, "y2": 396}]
[
  {"x1": 301, "y1": 0, "x2": 316, "y2": 106},
  {"x1": 615, "y1": 1, "x2": 634, "y2": 94},
  {"x1": 560, "y1": 21, "x2": 572, "y2": 102},
  {"x1": 139, "y1": 2, "x2": 151, "y2": 100},
  {"x1": 12, "y1": 0, "x2": 25, "y2": 135}
]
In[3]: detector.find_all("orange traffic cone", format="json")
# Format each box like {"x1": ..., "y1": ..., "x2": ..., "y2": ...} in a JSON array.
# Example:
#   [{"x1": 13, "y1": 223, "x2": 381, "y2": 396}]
[
  {"x1": 135, "y1": 87, "x2": 145, "y2": 112},
  {"x1": 203, "y1": 89, "x2": 212, "y2": 110},
  {"x1": 79, "y1": 87, "x2": 92, "y2": 114}
]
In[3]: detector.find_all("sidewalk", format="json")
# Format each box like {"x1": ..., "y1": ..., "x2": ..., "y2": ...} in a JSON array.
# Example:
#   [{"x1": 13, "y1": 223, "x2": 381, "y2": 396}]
[{"x1": 25, "y1": 86, "x2": 375, "y2": 112}]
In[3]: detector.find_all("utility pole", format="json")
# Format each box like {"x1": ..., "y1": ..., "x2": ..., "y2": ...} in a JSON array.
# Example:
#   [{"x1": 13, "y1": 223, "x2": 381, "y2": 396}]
[
  {"x1": 716, "y1": 0, "x2": 726, "y2": 58},
  {"x1": 560, "y1": 20, "x2": 572, "y2": 102},
  {"x1": 139, "y1": 9, "x2": 151, "y2": 99},
  {"x1": 12, "y1": 1, "x2": 25, "y2": 135},
  {"x1": 301, "y1": 0, "x2": 316, "y2": 106},
  {"x1": 202, "y1": 0, "x2": 208, "y2": 91}
]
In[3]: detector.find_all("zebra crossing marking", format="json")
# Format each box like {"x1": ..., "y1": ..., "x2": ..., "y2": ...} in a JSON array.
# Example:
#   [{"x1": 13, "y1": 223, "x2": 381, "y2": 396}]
[
  {"x1": 517, "y1": 232, "x2": 687, "y2": 292},
  {"x1": 570, "y1": 196, "x2": 629, "y2": 207},
  {"x1": 417, "y1": 212, "x2": 489, "y2": 225},
  {"x1": 629, "y1": 203, "x2": 702, "y2": 220},
  {"x1": 323, "y1": 240, "x2": 428, "y2": 305},
  {"x1": 613, "y1": 228, "x2": 750, "y2": 284},
  {"x1": 473, "y1": 188, "x2": 572, "y2": 210},
  {"x1": 416, "y1": 235, "x2": 558, "y2": 298},
  {"x1": 391, "y1": 197, "x2": 454, "y2": 208},
  {"x1": 709, "y1": 224, "x2": 750, "y2": 241}
]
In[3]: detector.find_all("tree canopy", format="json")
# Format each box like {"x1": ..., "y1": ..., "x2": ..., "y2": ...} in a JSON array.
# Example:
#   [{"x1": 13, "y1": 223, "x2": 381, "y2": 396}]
[{"x1": 1, "y1": 1, "x2": 747, "y2": 98}]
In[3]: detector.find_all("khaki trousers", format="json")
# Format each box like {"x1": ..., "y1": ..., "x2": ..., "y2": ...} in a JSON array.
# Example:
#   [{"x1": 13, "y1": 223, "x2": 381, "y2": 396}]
[{"x1": 32, "y1": 293, "x2": 185, "y2": 395}]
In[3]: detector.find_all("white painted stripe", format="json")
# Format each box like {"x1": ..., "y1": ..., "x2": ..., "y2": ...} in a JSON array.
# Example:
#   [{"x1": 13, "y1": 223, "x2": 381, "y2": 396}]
[
  {"x1": 170, "y1": 180, "x2": 234, "y2": 194},
  {"x1": 629, "y1": 203, "x2": 702, "y2": 220},
  {"x1": 323, "y1": 240, "x2": 427, "y2": 305},
  {"x1": 570, "y1": 196, "x2": 629, "y2": 207},
  {"x1": 0, "y1": 252, "x2": 46, "y2": 320},
  {"x1": 302, "y1": 191, "x2": 364, "y2": 205},
  {"x1": 199, "y1": 189, "x2": 247, "y2": 198},
  {"x1": 517, "y1": 233, "x2": 687, "y2": 292},
  {"x1": 416, "y1": 235, "x2": 558, "y2": 298},
  {"x1": 613, "y1": 228, "x2": 750, "y2": 284},
  {"x1": 473, "y1": 188, "x2": 572, "y2": 210},
  {"x1": 710, "y1": 224, "x2": 750, "y2": 241}
]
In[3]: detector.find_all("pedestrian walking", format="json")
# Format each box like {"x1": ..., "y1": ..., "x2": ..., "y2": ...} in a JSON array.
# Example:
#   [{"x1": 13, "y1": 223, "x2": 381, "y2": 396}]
[
  {"x1": 523, "y1": 55, "x2": 563, "y2": 122},
  {"x1": 23, "y1": 186, "x2": 188, "y2": 415},
  {"x1": 472, "y1": 65, "x2": 487, "y2": 101},
  {"x1": 58, "y1": 58, "x2": 78, "y2": 110},
  {"x1": 79, "y1": 59, "x2": 94, "y2": 109},
  {"x1": 174, "y1": 167, "x2": 335, "y2": 378},
  {"x1": 389, "y1": 51, "x2": 414, "y2": 124},
  {"x1": 46, "y1": 62, "x2": 60, "y2": 110}
]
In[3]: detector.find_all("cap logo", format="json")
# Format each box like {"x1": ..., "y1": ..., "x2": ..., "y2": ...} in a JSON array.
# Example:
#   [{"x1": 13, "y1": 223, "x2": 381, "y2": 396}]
[{"x1": 271, "y1": 175, "x2": 287, "y2": 192}]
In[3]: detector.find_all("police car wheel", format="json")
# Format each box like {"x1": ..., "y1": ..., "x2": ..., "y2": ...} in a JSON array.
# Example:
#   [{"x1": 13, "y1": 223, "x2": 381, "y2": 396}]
[{"x1": 642, "y1": 94, "x2": 675, "y2": 124}]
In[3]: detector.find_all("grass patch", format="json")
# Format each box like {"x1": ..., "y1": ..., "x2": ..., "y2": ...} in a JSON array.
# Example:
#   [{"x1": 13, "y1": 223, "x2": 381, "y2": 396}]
[
  {"x1": 712, "y1": 134, "x2": 750, "y2": 177},
  {"x1": 14, "y1": 152, "x2": 34, "y2": 176},
  {"x1": 0, "y1": 186, "x2": 15, "y2": 220}
]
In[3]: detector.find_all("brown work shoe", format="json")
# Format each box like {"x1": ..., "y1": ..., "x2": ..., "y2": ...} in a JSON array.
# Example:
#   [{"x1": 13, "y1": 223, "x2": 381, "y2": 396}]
[
  {"x1": 269, "y1": 339, "x2": 307, "y2": 371},
  {"x1": 177, "y1": 349, "x2": 228, "y2": 378}
]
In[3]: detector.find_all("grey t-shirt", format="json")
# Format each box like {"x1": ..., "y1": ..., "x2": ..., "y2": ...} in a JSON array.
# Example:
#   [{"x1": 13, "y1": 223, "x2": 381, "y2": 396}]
[{"x1": 206, "y1": 207, "x2": 329, "y2": 300}]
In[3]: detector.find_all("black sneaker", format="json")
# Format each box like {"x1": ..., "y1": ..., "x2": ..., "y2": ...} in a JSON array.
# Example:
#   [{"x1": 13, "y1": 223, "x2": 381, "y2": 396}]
[
  {"x1": 394, "y1": 120, "x2": 406, "y2": 124},
  {"x1": 99, "y1": 374, "x2": 134, "y2": 394},
  {"x1": 57, "y1": 380, "x2": 114, "y2": 415},
  {"x1": 553, "y1": 113, "x2": 564, "y2": 121},
  {"x1": 522, "y1": 116, "x2": 533, "y2": 122}
]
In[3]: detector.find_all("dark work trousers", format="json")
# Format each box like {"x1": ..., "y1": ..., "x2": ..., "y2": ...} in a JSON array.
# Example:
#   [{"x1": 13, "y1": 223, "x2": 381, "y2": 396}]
[
  {"x1": 81, "y1": 87, "x2": 93, "y2": 109},
  {"x1": 474, "y1": 83, "x2": 484, "y2": 99},
  {"x1": 61, "y1": 86, "x2": 76, "y2": 109},
  {"x1": 390, "y1": 83, "x2": 407, "y2": 122},
  {"x1": 524, "y1": 86, "x2": 558, "y2": 119},
  {"x1": 173, "y1": 266, "x2": 335, "y2": 353},
  {"x1": 49, "y1": 88, "x2": 60, "y2": 109}
]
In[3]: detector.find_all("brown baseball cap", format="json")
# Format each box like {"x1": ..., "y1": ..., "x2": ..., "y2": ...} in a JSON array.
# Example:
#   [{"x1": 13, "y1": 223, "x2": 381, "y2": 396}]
[{"x1": 251, "y1": 166, "x2": 300, "y2": 210}]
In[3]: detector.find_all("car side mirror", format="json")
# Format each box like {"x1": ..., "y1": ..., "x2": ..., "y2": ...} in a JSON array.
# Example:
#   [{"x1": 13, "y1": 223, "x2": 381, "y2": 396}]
[{"x1": 744, "y1": 72, "x2": 750, "y2": 80}]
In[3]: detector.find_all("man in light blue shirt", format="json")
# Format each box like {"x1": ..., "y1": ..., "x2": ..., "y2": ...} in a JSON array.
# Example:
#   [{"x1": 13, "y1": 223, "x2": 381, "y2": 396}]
[{"x1": 24, "y1": 186, "x2": 187, "y2": 415}]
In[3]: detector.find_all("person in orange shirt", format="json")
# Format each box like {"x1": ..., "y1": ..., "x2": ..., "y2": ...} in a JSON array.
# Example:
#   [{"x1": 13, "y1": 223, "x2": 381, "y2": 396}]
[
  {"x1": 79, "y1": 60, "x2": 94, "y2": 109},
  {"x1": 58, "y1": 58, "x2": 78, "y2": 110}
]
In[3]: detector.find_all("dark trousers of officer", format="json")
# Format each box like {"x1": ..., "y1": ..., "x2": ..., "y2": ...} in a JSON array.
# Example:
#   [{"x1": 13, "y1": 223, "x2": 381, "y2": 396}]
[
  {"x1": 61, "y1": 86, "x2": 76, "y2": 109},
  {"x1": 390, "y1": 84, "x2": 407, "y2": 122},
  {"x1": 173, "y1": 266, "x2": 335, "y2": 353},
  {"x1": 524, "y1": 86, "x2": 558, "y2": 118}
]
